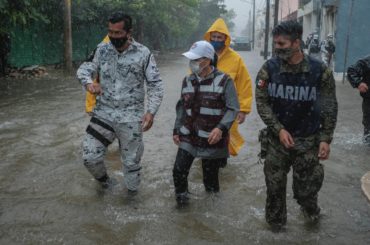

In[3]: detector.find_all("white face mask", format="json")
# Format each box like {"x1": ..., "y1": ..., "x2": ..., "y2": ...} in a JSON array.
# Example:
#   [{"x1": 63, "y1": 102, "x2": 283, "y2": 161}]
[{"x1": 189, "y1": 60, "x2": 205, "y2": 75}]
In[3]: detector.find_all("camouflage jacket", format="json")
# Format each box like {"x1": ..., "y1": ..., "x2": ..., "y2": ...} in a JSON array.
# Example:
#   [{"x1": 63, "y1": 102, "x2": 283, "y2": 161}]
[
  {"x1": 77, "y1": 40, "x2": 164, "y2": 123},
  {"x1": 255, "y1": 55, "x2": 338, "y2": 144}
]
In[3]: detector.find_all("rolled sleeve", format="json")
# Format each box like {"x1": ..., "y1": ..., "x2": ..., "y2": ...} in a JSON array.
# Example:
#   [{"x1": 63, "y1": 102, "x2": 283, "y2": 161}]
[
  {"x1": 77, "y1": 49, "x2": 99, "y2": 88},
  {"x1": 319, "y1": 66, "x2": 338, "y2": 144}
]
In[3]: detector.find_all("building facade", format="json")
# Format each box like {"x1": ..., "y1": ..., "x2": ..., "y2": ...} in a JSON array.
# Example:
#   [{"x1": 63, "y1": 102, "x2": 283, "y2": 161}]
[{"x1": 279, "y1": 0, "x2": 299, "y2": 21}]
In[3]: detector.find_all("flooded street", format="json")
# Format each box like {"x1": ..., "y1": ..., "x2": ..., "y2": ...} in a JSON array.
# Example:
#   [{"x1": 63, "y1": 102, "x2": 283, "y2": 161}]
[{"x1": 0, "y1": 51, "x2": 369, "y2": 244}]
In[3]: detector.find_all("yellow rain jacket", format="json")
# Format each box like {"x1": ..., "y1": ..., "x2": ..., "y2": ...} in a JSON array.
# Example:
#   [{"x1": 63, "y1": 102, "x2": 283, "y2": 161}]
[
  {"x1": 85, "y1": 35, "x2": 110, "y2": 113},
  {"x1": 204, "y1": 18, "x2": 253, "y2": 156}
]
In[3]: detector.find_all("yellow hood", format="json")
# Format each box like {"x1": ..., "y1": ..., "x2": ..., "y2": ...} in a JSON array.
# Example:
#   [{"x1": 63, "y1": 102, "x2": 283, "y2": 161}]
[{"x1": 204, "y1": 18, "x2": 231, "y2": 47}]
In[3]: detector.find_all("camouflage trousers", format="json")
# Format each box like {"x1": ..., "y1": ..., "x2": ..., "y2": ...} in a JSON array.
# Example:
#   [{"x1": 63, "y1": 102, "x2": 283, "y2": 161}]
[
  {"x1": 82, "y1": 117, "x2": 144, "y2": 191},
  {"x1": 263, "y1": 132, "x2": 324, "y2": 225}
]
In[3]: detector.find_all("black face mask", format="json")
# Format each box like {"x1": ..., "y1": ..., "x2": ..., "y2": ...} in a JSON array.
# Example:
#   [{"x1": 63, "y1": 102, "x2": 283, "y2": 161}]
[
  {"x1": 109, "y1": 36, "x2": 128, "y2": 49},
  {"x1": 275, "y1": 47, "x2": 299, "y2": 61}
]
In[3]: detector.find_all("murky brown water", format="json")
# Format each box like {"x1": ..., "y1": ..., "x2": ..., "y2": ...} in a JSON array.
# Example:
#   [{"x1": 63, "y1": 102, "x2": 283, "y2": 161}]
[{"x1": 0, "y1": 51, "x2": 369, "y2": 244}]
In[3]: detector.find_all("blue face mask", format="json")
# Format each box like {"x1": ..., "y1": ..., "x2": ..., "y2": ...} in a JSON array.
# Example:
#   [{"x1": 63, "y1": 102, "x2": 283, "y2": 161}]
[{"x1": 210, "y1": 41, "x2": 225, "y2": 51}]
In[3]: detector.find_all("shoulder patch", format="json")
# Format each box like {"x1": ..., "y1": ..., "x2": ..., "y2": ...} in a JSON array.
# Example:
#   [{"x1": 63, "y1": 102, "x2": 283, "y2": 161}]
[{"x1": 256, "y1": 79, "x2": 267, "y2": 88}]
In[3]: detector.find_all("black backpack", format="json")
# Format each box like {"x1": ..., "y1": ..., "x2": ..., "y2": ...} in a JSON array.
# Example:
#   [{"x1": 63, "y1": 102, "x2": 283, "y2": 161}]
[{"x1": 326, "y1": 41, "x2": 335, "y2": 53}]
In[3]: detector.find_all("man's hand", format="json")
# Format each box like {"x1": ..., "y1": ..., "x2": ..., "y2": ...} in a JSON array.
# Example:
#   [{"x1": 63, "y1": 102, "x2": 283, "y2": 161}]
[
  {"x1": 279, "y1": 129, "x2": 295, "y2": 149},
  {"x1": 86, "y1": 83, "x2": 102, "y2": 95},
  {"x1": 173, "y1": 135, "x2": 180, "y2": 145},
  {"x1": 142, "y1": 113, "x2": 154, "y2": 132},
  {"x1": 358, "y1": 82, "x2": 369, "y2": 93},
  {"x1": 208, "y1": 128, "x2": 222, "y2": 145},
  {"x1": 237, "y1": 112, "x2": 248, "y2": 124},
  {"x1": 318, "y1": 142, "x2": 330, "y2": 160}
]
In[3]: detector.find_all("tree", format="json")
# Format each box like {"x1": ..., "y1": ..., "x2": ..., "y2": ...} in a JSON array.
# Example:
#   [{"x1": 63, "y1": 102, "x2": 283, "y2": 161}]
[
  {"x1": 0, "y1": 0, "x2": 50, "y2": 34},
  {"x1": 64, "y1": 0, "x2": 72, "y2": 73},
  {"x1": 221, "y1": 8, "x2": 236, "y2": 33},
  {"x1": 190, "y1": 0, "x2": 235, "y2": 43},
  {"x1": 1, "y1": 0, "x2": 236, "y2": 69}
]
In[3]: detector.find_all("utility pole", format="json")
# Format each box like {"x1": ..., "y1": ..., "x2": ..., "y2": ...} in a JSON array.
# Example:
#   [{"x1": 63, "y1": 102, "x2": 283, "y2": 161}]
[
  {"x1": 342, "y1": 0, "x2": 355, "y2": 83},
  {"x1": 264, "y1": 0, "x2": 270, "y2": 59},
  {"x1": 63, "y1": 0, "x2": 73, "y2": 73},
  {"x1": 272, "y1": 0, "x2": 279, "y2": 55},
  {"x1": 252, "y1": 0, "x2": 255, "y2": 50},
  {"x1": 274, "y1": 0, "x2": 279, "y2": 27}
]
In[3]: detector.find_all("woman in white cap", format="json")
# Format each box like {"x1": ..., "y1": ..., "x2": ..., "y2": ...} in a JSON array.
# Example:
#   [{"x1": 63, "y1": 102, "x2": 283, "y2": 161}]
[{"x1": 172, "y1": 40, "x2": 240, "y2": 206}]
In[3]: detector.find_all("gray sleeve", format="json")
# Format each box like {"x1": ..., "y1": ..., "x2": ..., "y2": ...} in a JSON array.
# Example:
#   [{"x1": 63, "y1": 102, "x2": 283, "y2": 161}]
[
  {"x1": 173, "y1": 98, "x2": 186, "y2": 135},
  {"x1": 76, "y1": 48, "x2": 99, "y2": 87},
  {"x1": 217, "y1": 77, "x2": 240, "y2": 132},
  {"x1": 145, "y1": 54, "x2": 164, "y2": 115}
]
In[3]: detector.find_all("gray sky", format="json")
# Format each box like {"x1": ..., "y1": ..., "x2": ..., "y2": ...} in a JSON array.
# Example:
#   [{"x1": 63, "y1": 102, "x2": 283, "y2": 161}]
[{"x1": 224, "y1": 0, "x2": 264, "y2": 36}]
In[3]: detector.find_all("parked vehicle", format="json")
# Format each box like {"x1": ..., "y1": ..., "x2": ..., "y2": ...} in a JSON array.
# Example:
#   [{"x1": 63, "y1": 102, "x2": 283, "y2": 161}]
[{"x1": 233, "y1": 36, "x2": 251, "y2": 51}]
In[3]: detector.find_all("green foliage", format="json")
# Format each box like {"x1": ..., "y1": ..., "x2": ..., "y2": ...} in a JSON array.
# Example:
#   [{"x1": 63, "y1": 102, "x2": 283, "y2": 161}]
[
  {"x1": 0, "y1": 0, "x2": 50, "y2": 34},
  {"x1": 2, "y1": 0, "x2": 236, "y2": 50},
  {"x1": 190, "y1": 0, "x2": 235, "y2": 43}
]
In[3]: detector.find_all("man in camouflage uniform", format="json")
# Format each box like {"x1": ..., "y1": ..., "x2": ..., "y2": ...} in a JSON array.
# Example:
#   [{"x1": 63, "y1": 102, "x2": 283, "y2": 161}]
[
  {"x1": 321, "y1": 34, "x2": 335, "y2": 67},
  {"x1": 77, "y1": 12, "x2": 164, "y2": 193},
  {"x1": 347, "y1": 55, "x2": 370, "y2": 145},
  {"x1": 255, "y1": 21, "x2": 338, "y2": 230}
]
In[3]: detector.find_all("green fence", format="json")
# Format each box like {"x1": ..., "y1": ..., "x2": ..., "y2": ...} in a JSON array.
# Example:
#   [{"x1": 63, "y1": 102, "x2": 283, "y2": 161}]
[
  {"x1": 8, "y1": 22, "x2": 190, "y2": 68},
  {"x1": 9, "y1": 23, "x2": 106, "y2": 68}
]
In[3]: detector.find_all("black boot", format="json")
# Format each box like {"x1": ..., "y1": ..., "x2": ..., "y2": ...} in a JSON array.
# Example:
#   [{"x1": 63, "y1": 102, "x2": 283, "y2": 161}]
[
  {"x1": 202, "y1": 159, "x2": 221, "y2": 193},
  {"x1": 97, "y1": 174, "x2": 117, "y2": 189},
  {"x1": 176, "y1": 192, "x2": 189, "y2": 207},
  {"x1": 363, "y1": 129, "x2": 370, "y2": 146},
  {"x1": 301, "y1": 206, "x2": 321, "y2": 223}
]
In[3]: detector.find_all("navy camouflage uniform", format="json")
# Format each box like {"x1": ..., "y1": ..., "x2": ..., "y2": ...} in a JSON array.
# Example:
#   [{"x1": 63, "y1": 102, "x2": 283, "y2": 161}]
[
  {"x1": 77, "y1": 40, "x2": 164, "y2": 191},
  {"x1": 256, "y1": 55, "x2": 338, "y2": 226}
]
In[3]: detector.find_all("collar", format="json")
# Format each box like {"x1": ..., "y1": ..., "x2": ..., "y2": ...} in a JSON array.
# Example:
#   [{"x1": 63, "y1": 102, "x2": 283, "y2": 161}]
[
  {"x1": 279, "y1": 54, "x2": 311, "y2": 74},
  {"x1": 108, "y1": 38, "x2": 138, "y2": 54},
  {"x1": 190, "y1": 66, "x2": 216, "y2": 82}
]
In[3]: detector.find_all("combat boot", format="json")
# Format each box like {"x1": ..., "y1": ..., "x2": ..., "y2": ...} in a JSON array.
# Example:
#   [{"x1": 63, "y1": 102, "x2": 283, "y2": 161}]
[
  {"x1": 97, "y1": 174, "x2": 117, "y2": 189},
  {"x1": 301, "y1": 206, "x2": 320, "y2": 223}
]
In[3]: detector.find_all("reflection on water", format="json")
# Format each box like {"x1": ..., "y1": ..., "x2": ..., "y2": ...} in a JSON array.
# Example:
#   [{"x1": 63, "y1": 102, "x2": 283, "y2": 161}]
[
  {"x1": 333, "y1": 132, "x2": 365, "y2": 150},
  {"x1": 0, "y1": 52, "x2": 369, "y2": 244}
]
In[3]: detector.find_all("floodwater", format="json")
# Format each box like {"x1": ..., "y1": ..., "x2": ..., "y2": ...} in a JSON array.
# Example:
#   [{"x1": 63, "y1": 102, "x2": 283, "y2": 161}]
[{"x1": 0, "y1": 51, "x2": 369, "y2": 244}]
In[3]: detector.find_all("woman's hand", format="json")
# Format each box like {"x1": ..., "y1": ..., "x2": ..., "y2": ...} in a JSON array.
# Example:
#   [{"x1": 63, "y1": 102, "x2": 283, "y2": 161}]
[
  {"x1": 173, "y1": 135, "x2": 180, "y2": 145},
  {"x1": 208, "y1": 128, "x2": 222, "y2": 145}
]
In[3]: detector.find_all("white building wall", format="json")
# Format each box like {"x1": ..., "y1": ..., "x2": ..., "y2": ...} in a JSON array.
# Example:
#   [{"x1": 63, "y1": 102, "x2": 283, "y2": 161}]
[
  {"x1": 320, "y1": 7, "x2": 337, "y2": 40},
  {"x1": 299, "y1": 0, "x2": 320, "y2": 41}
]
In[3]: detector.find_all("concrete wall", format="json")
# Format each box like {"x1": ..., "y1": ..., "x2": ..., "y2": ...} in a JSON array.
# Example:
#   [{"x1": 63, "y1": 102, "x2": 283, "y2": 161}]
[
  {"x1": 298, "y1": 0, "x2": 320, "y2": 41},
  {"x1": 320, "y1": 6, "x2": 336, "y2": 40},
  {"x1": 279, "y1": 0, "x2": 299, "y2": 20},
  {"x1": 335, "y1": 0, "x2": 370, "y2": 72}
]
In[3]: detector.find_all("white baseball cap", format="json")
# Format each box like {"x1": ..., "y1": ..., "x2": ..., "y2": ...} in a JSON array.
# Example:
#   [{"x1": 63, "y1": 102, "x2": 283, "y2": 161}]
[{"x1": 182, "y1": 41, "x2": 215, "y2": 60}]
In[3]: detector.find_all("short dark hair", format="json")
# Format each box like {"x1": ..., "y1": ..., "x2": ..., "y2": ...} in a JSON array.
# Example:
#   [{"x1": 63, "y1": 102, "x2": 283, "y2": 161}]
[
  {"x1": 272, "y1": 21, "x2": 303, "y2": 41},
  {"x1": 108, "y1": 12, "x2": 132, "y2": 32}
]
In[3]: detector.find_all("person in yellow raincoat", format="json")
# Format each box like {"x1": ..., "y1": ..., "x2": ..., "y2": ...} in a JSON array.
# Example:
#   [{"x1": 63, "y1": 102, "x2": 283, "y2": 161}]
[
  {"x1": 85, "y1": 35, "x2": 110, "y2": 114},
  {"x1": 204, "y1": 18, "x2": 253, "y2": 156}
]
